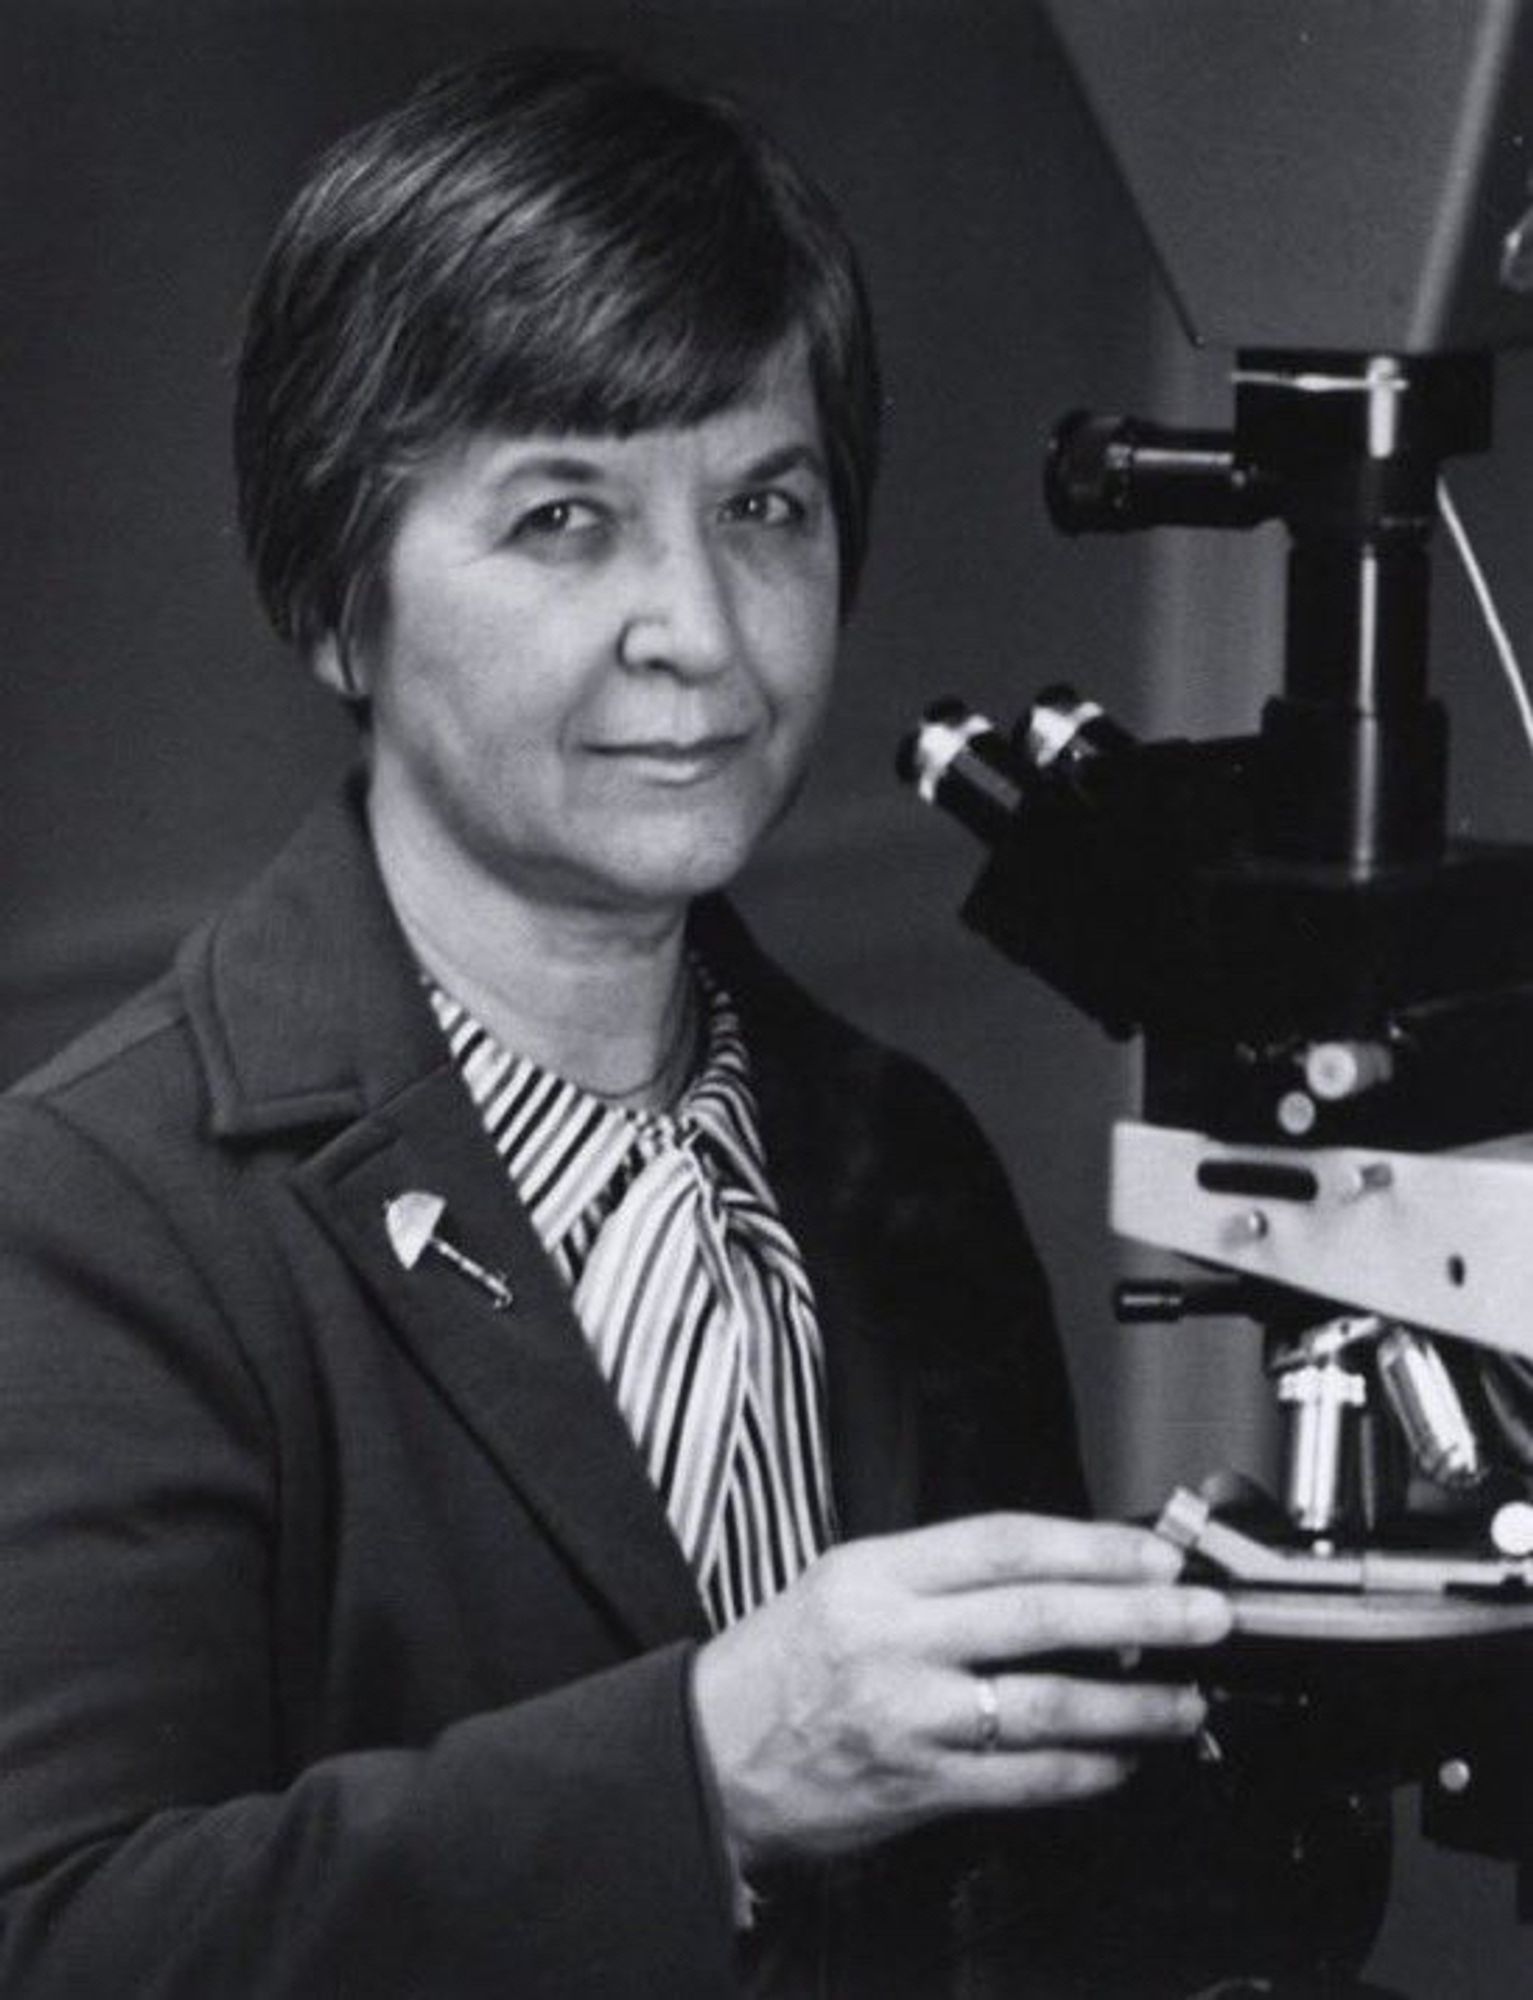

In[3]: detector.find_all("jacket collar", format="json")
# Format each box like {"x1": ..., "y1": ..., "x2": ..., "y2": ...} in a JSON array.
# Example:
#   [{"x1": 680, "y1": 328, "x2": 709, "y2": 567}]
[{"x1": 177, "y1": 773, "x2": 446, "y2": 1139}]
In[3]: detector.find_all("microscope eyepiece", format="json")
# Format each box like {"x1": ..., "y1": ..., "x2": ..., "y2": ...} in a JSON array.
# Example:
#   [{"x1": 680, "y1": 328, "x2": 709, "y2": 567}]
[
  {"x1": 1023, "y1": 685, "x2": 1136, "y2": 784},
  {"x1": 1046, "y1": 411, "x2": 1273, "y2": 535},
  {"x1": 896, "y1": 703, "x2": 1025, "y2": 845}
]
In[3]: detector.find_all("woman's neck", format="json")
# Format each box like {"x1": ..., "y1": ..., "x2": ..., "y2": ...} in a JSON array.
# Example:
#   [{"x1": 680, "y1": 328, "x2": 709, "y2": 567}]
[{"x1": 370, "y1": 798, "x2": 695, "y2": 1105}]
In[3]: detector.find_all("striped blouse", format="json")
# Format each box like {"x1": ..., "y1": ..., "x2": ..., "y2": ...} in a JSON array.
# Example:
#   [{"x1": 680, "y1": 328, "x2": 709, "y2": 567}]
[{"x1": 429, "y1": 963, "x2": 838, "y2": 1629}]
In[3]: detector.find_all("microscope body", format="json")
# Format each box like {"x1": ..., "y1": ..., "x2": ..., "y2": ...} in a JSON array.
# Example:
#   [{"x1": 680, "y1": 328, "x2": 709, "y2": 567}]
[{"x1": 904, "y1": 0, "x2": 1533, "y2": 1948}]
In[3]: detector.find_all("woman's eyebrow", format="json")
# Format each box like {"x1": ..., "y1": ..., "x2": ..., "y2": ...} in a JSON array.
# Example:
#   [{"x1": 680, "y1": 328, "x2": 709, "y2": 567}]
[
  {"x1": 734, "y1": 442, "x2": 828, "y2": 485},
  {"x1": 483, "y1": 452, "x2": 609, "y2": 491},
  {"x1": 472, "y1": 437, "x2": 828, "y2": 497}
]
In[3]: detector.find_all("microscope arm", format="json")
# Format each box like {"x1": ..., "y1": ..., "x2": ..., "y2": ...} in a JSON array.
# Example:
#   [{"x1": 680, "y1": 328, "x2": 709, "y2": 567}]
[{"x1": 1113, "y1": 1119, "x2": 1533, "y2": 1366}]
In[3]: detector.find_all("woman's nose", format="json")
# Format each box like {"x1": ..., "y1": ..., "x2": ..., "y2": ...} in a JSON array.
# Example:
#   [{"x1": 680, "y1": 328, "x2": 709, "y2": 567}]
[{"x1": 616, "y1": 530, "x2": 736, "y2": 680}]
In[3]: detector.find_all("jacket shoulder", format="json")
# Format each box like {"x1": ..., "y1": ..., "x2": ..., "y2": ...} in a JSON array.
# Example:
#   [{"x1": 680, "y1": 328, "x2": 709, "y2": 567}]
[
  {"x1": 12, "y1": 965, "x2": 184, "y2": 1090},
  {"x1": 5, "y1": 964, "x2": 209, "y2": 1153},
  {"x1": 696, "y1": 896, "x2": 991, "y2": 1145}
]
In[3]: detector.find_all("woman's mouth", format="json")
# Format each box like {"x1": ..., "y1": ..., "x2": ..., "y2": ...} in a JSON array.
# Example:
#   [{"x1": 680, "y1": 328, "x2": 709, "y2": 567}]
[{"x1": 587, "y1": 733, "x2": 753, "y2": 783}]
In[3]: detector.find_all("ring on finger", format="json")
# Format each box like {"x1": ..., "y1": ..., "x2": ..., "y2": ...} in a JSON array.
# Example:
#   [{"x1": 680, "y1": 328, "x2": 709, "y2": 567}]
[{"x1": 971, "y1": 1673, "x2": 1002, "y2": 1754}]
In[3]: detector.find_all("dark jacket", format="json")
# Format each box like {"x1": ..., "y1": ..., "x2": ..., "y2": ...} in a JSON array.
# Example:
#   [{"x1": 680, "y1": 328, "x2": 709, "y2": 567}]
[{"x1": 0, "y1": 779, "x2": 1090, "y2": 1996}]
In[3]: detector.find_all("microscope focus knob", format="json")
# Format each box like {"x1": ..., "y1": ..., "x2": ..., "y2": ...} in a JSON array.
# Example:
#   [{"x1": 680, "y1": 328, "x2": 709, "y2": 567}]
[
  {"x1": 1490, "y1": 1498, "x2": 1533, "y2": 1558},
  {"x1": 1302, "y1": 1039, "x2": 1395, "y2": 1102}
]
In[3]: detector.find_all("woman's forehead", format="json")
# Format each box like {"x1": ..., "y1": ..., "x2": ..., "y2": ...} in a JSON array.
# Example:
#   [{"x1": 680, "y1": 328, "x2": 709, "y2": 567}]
[{"x1": 421, "y1": 342, "x2": 824, "y2": 495}]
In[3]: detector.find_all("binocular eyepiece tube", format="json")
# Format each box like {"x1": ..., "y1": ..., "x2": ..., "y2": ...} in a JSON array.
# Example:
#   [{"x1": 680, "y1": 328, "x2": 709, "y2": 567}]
[{"x1": 897, "y1": 687, "x2": 1134, "y2": 848}]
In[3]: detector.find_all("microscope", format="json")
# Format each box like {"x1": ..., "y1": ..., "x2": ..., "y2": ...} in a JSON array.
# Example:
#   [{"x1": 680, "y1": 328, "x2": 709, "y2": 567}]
[{"x1": 902, "y1": 0, "x2": 1533, "y2": 1953}]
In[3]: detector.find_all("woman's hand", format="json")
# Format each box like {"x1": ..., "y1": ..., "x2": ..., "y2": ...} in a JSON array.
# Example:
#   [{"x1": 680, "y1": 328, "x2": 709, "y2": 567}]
[{"x1": 690, "y1": 1512, "x2": 1231, "y2": 1866}]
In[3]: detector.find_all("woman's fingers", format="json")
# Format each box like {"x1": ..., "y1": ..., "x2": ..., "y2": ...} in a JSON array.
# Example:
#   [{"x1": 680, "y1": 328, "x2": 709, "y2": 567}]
[
  {"x1": 935, "y1": 1669, "x2": 1207, "y2": 1754},
  {"x1": 943, "y1": 1745, "x2": 1142, "y2": 1812},
  {"x1": 915, "y1": 1576, "x2": 1232, "y2": 1664},
  {"x1": 881, "y1": 1512, "x2": 1185, "y2": 1593},
  {"x1": 918, "y1": 1668, "x2": 1211, "y2": 1816}
]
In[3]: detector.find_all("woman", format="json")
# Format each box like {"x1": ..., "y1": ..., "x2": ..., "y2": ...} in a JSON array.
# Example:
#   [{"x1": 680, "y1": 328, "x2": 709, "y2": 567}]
[{"x1": 0, "y1": 48, "x2": 1236, "y2": 1997}]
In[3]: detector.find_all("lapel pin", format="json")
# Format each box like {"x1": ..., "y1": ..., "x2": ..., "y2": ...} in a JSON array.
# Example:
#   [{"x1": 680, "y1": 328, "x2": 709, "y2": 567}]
[{"x1": 384, "y1": 1190, "x2": 515, "y2": 1313}]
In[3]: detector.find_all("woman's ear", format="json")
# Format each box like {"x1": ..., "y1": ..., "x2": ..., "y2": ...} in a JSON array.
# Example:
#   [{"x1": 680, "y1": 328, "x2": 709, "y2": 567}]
[{"x1": 310, "y1": 633, "x2": 366, "y2": 704}]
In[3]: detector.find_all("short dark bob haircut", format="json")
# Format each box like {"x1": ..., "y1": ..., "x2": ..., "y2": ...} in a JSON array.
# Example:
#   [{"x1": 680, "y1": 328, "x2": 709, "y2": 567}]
[{"x1": 235, "y1": 47, "x2": 882, "y2": 657}]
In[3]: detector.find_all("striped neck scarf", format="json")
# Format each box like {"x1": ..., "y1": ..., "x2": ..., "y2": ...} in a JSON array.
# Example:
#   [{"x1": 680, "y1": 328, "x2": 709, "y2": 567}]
[{"x1": 429, "y1": 962, "x2": 838, "y2": 1628}]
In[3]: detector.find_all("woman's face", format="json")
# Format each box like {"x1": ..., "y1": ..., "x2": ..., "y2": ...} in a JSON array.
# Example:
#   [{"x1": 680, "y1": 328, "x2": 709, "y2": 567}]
[{"x1": 344, "y1": 342, "x2": 841, "y2": 921}]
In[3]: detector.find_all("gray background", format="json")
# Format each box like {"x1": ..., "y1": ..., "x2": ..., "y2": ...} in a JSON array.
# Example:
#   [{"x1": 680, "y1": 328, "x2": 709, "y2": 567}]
[{"x1": 4, "y1": 2, "x2": 1532, "y2": 1988}]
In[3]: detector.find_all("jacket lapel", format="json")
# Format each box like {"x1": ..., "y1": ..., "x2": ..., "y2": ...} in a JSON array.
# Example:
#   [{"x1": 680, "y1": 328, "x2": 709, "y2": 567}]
[
  {"x1": 790, "y1": 1175, "x2": 921, "y2": 1543},
  {"x1": 695, "y1": 902, "x2": 923, "y2": 1543},
  {"x1": 179, "y1": 778, "x2": 707, "y2": 1653},
  {"x1": 296, "y1": 1076, "x2": 708, "y2": 1651}
]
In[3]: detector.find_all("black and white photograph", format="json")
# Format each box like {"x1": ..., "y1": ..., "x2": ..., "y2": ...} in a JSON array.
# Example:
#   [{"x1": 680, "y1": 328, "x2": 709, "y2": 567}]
[{"x1": 1, "y1": 2, "x2": 1531, "y2": 1992}]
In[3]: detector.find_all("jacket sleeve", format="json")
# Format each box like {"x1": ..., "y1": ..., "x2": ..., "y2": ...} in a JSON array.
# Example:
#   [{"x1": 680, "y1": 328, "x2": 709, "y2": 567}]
[{"x1": 0, "y1": 1097, "x2": 736, "y2": 1998}]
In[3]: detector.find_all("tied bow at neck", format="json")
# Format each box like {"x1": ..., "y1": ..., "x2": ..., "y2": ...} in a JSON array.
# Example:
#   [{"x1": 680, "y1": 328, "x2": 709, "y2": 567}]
[{"x1": 572, "y1": 1117, "x2": 834, "y2": 1623}]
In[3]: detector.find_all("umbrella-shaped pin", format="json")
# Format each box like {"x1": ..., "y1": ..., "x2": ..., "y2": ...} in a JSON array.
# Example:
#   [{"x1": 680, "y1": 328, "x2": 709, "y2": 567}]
[{"x1": 383, "y1": 1191, "x2": 515, "y2": 1312}]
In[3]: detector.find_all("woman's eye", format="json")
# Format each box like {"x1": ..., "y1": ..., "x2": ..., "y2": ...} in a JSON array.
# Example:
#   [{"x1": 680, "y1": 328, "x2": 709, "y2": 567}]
[
  {"x1": 722, "y1": 488, "x2": 806, "y2": 529},
  {"x1": 506, "y1": 498, "x2": 608, "y2": 545}
]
